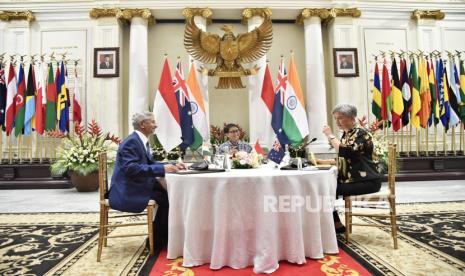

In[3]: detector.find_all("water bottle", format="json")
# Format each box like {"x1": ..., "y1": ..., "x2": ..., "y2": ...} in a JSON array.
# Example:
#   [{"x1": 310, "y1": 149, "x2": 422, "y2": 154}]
[
  {"x1": 297, "y1": 157, "x2": 303, "y2": 170},
  {"x1": 223, "y1": 146, "x2": 232, "y2": 171}
]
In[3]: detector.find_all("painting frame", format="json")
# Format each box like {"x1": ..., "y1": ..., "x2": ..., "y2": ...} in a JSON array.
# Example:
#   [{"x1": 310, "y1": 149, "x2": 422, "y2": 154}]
[
  {"x1": 93, "y1": 47, "x2": 119, "y2": 78},
  {"x1": 333, "y1": 48, "x2": 359, "y2": 77}
]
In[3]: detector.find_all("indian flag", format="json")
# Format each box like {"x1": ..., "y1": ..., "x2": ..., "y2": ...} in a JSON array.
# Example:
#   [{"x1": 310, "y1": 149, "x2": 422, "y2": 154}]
[
  {"x1": 187, "y1": 63, "x2": 208, "y2": 150},
  {"x1": 282, "y1": 55, "x2": 309, "y2": 146}
]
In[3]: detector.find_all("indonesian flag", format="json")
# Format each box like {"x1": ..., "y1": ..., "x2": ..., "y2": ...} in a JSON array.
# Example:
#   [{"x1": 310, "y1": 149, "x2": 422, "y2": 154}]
[
  {"x1": 254, "y1": 139, "x2": 265, "y2": 155},
  {"x1": 153, "y1": 58, "x2": 182, "y2": 152},
  {"x1": 73, "y1": 68, "x2": 82, "y2": 125},
  {"x1": 5, "y1": 63, "x2": 17, "y2": 136},
  {"x1": 282, "y1": 54, "x2": 309, "y2": 146},
  {"x1": 186, "y1": 63, "x2": 208, "y2": 151},
  {"x1": 34, "y1": 62, "x2": 46, "y2": 134},
  {"x1": 260, "y1": 64, "x2": 276, "y2": 148}
]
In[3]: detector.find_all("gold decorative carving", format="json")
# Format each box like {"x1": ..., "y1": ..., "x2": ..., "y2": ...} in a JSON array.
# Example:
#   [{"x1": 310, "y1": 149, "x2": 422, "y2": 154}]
[
  {"x1": 296, "y1": 8, "x2": 361, "y2": 25},
  {"x1": 89, "y1": 8, "x2": 155, "y2": 25},
  {"x1": 184, "y1": 16, "x2": 273, "y2": 89},
  {"x1": 411, "y1": 9, "x2": 445, "y2": 21},
  {"x1": 241, "y1": 8, "x2": 272, "y2": 24},
  {"x1": 181, "y1": 8, "x2": 212, "y2": 25},
  {"x1": 0, "y1": 10, "x2": 35, "y2": 22}
]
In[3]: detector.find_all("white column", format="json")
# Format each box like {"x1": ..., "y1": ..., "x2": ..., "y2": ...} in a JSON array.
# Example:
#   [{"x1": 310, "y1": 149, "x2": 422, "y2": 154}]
[
  {"x1": 128, "y1": 16, "x2": 149, "y2": 131},
  {"x1": 192, "y1": 15, "x2": 210, "y2": 139},
  {"x1": 303, "y1": 17, "x2": 329, "y2": 152},
  {"x1": 91, "y1": 17, "x2": 124, "y2": 137},
  {"x1": 247, "y1": 15, "x2": 273, "y2": 148}
]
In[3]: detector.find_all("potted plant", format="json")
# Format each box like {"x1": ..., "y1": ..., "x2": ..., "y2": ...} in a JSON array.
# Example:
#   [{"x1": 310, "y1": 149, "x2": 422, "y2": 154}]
[{"x1": 47, "y1": 120, "x2": 121, "y2": 192}]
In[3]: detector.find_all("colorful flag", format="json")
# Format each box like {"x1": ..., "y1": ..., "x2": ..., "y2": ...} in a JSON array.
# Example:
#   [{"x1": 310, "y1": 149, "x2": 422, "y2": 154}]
[
  {"x1": 34, "y1": 62, "x2": 46, "y2": 134},
  {"x1": 449, "y1": 61, "x2": 463, "y2": 122},
  {"x1": 57, "y1": 62, "x2": 69, "y2": 132},
  {"x1": 0, "y1": 64, "x2": 6, "y2": 130},
  {"x1": 267, "y1": 140, "x2": 285, "y2": 164},
  {"x1": 381, "y1": 60, "x2": 392, "y2": 122},
  {"x1": 400, "y1": 58, "x2": 411, "y2": 126},
  {"x1": 5, "y1": 63, "x2": 17, "y2": 135},
  {"x1": 14, "y1": 64, "x2": 26, "y2": 137},
  {"x1": 153, "y1": 58, "x2": 182, "y2": 152},
  {"x1": 428, "y1": 59, "x2": 439, "y2": 126},
  {"x1": 272, "y1": 59, "x2": 290, "y2": 146},
  {"x1": 282, "y1": 55, "x2": 309, "y2": 146},
  {"x1": 172, "y1": 60, "x2": 194, "y2": 150},
  {"x1": 444, "y1": 68, "x2": 460, "y2": 129},
  {"x1": 390, "y1": 58, "x2": 404, "y2": 131},
  {"x1": 259, "y1": 63, "x2": 276, "y2": 148},
  {"x1": 372, "y1": 63, "x2": 382, "y2": 121},
  {"x1": 45, "y1": 63, "x2": 57, "y2": 130},
  {"x1": 419, "y1": 58, "x2": 431, "y2": 128},
  {"x1": 24, "y1": 64, "x2": 36, "y2": 135},
  {"x1": 186, "y1": 63, "x2": 208, "y2": 151},
  {"x1": 73, "y1": 68, "x2": 82, "y2": 125},
  {"x1": 459, "y1": 60, "x2": 465, "y2": 121},
  {"x1": 254, "y1": 139, "x2": 265, "y2": 155},
  {"x1": 410, "y1": 59, "x2": 421, "y2": 129}
]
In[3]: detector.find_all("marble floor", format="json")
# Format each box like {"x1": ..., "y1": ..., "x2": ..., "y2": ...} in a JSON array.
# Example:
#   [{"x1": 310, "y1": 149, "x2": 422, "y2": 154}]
[{"x1": 0, "y1": 180, "x2": 464, "y2": 213}]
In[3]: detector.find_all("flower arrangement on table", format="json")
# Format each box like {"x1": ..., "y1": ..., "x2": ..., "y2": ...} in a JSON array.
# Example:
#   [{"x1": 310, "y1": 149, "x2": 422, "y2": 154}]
[
  {"x1": 231, "y1": 151, "x2": 263, "y2": 169},
  {"x1": 48, "y1": 120, "x2": 121, "y2": 177}
]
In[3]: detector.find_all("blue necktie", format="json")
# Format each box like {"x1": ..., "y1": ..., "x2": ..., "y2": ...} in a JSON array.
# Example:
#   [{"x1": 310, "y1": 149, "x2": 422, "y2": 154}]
[{"x1": 146, "y1": 142, "x2": 151, "y2": 156}]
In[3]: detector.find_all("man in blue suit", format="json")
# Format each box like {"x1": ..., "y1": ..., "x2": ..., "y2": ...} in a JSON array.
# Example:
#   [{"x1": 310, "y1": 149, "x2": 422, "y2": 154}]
[{"x1": 109, "y1": 111, "x2": 185, "y2": 248}]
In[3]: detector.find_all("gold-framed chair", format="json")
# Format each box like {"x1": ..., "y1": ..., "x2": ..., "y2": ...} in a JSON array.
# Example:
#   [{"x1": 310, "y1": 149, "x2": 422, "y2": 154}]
[
  {"x1": 97, "y1": 152, "x2": 156, "y2": 262},
  {"x1": 343, "y1": 143, "x2": 398, "y2": 249}
]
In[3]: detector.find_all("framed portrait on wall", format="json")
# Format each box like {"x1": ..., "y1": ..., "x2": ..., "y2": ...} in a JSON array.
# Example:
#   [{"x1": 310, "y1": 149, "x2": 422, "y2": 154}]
[
  {"x1": 333, "y1": 48, "x2": 359, "y2": 77},
  {"x1": 94, "y1": 47, "x2": 119, "y2": 78}
]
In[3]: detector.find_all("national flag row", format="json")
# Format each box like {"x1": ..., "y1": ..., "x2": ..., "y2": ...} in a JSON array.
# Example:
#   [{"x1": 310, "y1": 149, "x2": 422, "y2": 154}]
[
  {"x1": 371, "y1": 56, "x2": 465, "y2": 132},
  {"x1": 152, "y1": 54, "x2": 310, "y2": 164},
  {"x1": 153, "y1": 58, "x2": 208, "y2": 152},
  {"x1": 0, "y1": 61, "x2": 82, "y2": 136}
]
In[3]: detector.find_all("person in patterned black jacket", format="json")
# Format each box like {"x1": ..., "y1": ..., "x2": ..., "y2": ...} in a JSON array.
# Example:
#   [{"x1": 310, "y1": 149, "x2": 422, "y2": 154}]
[{"x1": 317, "y1": 104, "x2": 382, "y2": 233}]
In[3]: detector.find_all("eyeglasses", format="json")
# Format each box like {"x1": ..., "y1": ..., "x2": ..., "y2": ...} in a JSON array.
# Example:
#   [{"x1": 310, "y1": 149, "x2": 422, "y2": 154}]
[{"x1": 228, "y1": 129, "x2": 240, "y2": 134}]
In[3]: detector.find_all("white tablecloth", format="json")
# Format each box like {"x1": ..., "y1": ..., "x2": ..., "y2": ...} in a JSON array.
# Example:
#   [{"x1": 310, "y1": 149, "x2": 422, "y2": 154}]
[{"x1": 166, "y1": 166, "x2": 339, "y2": 273}]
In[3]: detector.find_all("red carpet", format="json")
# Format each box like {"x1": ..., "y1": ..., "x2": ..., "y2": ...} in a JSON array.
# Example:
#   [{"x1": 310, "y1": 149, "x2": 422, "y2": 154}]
[{"x1": 149, "y1": 249, "x2": 370, "y2": 275}]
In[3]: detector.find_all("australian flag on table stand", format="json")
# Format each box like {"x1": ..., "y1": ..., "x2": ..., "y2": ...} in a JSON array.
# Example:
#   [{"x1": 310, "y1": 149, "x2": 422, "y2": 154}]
[
  {"x1": 267, "y1": 59, "x2": 290, "y2": 164},
  {"x1": 268, "y1": 140, "x2": 285, "y2": 164},
  {"x1": 173, "y1": 60, "x2": 194, "y2": 150}
]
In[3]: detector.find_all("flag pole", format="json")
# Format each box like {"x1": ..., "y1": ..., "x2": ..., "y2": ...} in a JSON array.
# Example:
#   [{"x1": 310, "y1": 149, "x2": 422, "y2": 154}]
[
  {"x1": 18, "y1": 135, "x2": 22, "y2": 163},
  {"x1": 416, "y1": 128, "x2": 420, "y2": 156},
  {"x1": 425, "y1": 127, "x2": 429, "y2": 156},
  {"x1": 461, "y1": 123, "x2": 464, "y2": 155},
  {"x1": 8, "y1": 135, "x2": 12, "y2": 164},
  {"x1": 408, "y1": 123, "x2": 412, "y2": 155},
  {"x1": 452, "y1": 126, "x2": 456, "y2": 156},
  {"x1": 400, "y1": 126, "x2": 404, "y2": 154},
  {"x1": 30, "y1": 135, "x2": 34, "y2": 163},
  {"x1": 443, "y1": 128, "x2": 447, "y2": 155},
  {"x1": 434, "y1": 124, "x2": 438, "y2": 156}
]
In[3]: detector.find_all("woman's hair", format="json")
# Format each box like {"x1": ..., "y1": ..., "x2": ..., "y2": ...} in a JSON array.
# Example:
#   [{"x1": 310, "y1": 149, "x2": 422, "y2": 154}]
[
  {"x1": 332, "y1": 103, "x2": 357, "y2": 118},
  {"x1": 132, "y1": 111, "x2": 154, "y2": 130},
  {"x1": 223, "y1": 123, "x2": 239, "y2": 134}
]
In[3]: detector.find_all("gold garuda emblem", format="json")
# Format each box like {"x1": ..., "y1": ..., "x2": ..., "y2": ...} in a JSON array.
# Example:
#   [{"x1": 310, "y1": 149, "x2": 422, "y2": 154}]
[{"x1": 184, "y1": 16, "x2": 272, "y2": 89}]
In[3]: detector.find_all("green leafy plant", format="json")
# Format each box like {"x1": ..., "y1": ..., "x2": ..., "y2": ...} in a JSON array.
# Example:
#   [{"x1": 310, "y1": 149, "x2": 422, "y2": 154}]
[
  {"x1": 48, "y1": 120, "x2": 121, "y2": 176},
  {"x1": 150, "y1": 135, "x2": 182, "y2": 161}
]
